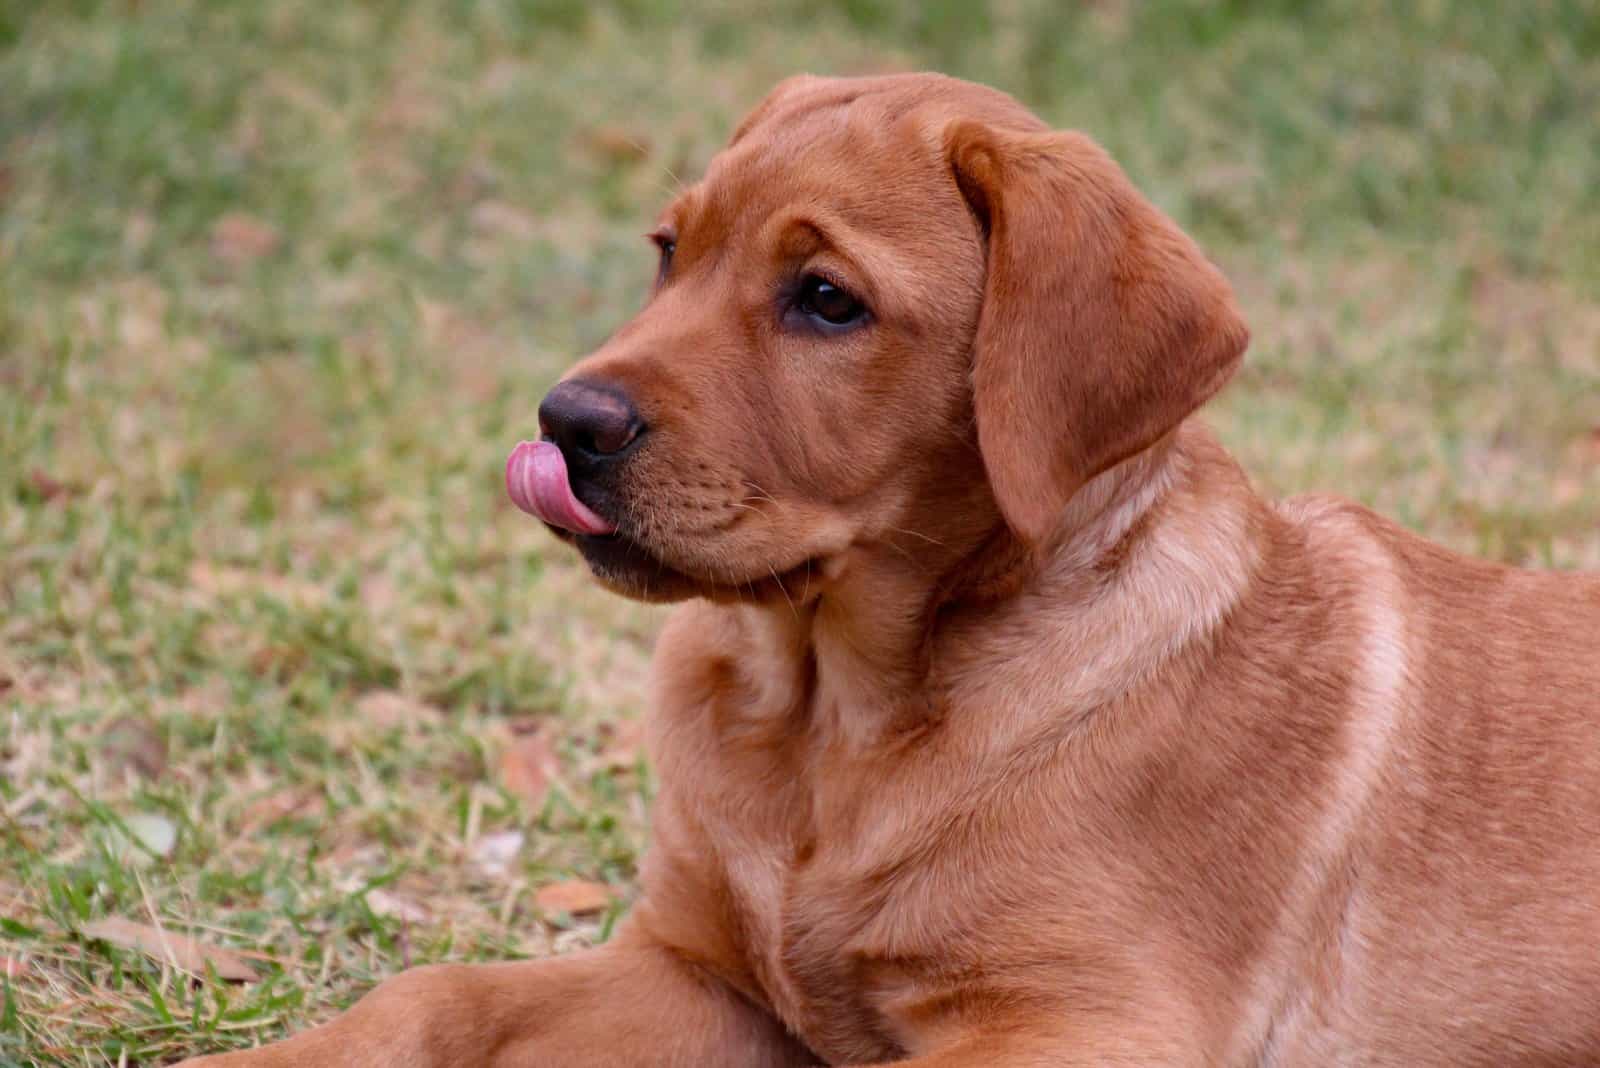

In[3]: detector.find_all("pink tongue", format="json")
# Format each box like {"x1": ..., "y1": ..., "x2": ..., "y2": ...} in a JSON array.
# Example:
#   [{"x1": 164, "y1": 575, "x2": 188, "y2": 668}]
[{"x1": 505, "y1": 440, "x2": 617, "y2": 536}]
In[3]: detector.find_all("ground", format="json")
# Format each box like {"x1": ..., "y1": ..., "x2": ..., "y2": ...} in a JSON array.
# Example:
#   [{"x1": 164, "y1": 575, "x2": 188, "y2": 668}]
[{"x1": 1, "y1": 1, "x2": 1597, "y2": 1063}]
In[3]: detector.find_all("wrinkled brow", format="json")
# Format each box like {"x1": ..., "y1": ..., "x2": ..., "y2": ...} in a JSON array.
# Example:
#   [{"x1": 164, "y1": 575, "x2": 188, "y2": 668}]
[
  {"x1": 760, "y1": 209, "x2": 923, "y2": 326},
  {"x1": 658, "y1": 187, "x2": 702, "y2": 239}
]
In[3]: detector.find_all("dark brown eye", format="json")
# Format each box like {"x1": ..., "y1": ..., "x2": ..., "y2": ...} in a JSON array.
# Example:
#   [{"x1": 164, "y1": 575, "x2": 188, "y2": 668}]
[
  {"x1": 649, "y1": 231, "x2": 675, "y2": 285},
  {"x1": 794, "y1": 275, "x2": 866, "y2": 329}
]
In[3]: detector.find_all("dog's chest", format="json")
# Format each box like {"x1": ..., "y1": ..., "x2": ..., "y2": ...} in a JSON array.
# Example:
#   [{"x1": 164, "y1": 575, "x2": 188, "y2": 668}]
[
  {"x1": 721, "y1": 825, "x2": 913, "y2": 1064},
  {"x1": 649, "y1": 614, "x2": 971, "y2": 1062}
]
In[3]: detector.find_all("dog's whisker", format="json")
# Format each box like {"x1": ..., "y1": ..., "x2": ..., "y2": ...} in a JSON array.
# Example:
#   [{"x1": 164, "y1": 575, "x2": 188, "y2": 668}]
[
  {"x1": 884, "y1": 524, "x2": 949, "y2": 549},
  {"x1": 740, "y1": 480, "x2": 779, "y2": 507},
  {"x1": 768, "y1": 564, "x2": 799, "y2": 619}
]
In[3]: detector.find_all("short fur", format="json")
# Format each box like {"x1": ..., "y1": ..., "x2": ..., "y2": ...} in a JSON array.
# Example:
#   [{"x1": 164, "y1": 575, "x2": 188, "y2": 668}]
[{"x1": 180, "y1": 73, "x2": 1600, "y2": 1068}]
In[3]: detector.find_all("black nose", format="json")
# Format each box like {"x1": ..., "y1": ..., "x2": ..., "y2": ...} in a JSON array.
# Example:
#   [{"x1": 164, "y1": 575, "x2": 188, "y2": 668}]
[{"x1": 538, "y1": 380, "x2": 645, "y2": 461}]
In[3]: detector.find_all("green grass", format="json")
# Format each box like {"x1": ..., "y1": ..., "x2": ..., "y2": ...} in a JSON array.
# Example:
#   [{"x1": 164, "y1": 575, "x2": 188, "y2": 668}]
[{"x1": 2, "y1": 1, "x2": 1597, "y2": 1063}]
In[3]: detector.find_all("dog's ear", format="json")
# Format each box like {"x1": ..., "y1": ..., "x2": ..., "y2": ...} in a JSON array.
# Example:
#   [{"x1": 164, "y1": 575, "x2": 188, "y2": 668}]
[{"x1": 946, "y1": 120, "x2": 1249, "y2": 544}]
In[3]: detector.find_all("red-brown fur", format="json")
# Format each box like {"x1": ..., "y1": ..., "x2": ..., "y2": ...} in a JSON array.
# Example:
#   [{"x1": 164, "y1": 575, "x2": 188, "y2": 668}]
[{"x1": 180, "y1": 73, "x2": 1600, "y2": 1068}]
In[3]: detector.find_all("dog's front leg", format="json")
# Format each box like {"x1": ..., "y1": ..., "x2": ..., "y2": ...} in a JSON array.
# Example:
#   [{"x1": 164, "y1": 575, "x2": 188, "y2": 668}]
[
  {"x1": 840, "y1": 1017, "x2": 1195, "y2": 1068},
  {"x1": 173, "y1": 926, "x2": 811, "y2": 1068}
]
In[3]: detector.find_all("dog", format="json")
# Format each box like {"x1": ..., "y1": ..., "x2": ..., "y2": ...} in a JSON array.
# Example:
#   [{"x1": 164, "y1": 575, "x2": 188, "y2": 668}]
[{"x1": 181, "y1": 73, "x2": 1600, "y2": 1067}]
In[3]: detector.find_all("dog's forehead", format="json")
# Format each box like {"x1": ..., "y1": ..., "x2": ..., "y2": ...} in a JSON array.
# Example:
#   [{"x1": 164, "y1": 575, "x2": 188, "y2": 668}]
[
  {"x1": 665, "y1": 77, "x2": 1045, "y2": 247},
  {"x1": 675, "y1": 106, "x2": 950, "y2": 248}
]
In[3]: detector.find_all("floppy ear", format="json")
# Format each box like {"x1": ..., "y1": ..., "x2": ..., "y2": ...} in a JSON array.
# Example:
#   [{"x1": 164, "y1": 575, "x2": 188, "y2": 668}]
[{"x1": 946, "y1": 120, "x2": 1249, "y2": 544}]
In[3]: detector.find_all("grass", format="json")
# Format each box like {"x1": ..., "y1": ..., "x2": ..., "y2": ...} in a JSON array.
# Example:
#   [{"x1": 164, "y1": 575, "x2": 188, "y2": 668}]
[{"x1": 2, "y1": 0, "x2": 1597, "y2": 1063}]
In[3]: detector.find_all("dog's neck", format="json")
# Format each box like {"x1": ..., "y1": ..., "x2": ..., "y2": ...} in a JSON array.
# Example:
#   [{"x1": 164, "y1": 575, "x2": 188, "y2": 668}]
[{"x1": 731, "y1": 422, "x2": 1259, "y2": 752}]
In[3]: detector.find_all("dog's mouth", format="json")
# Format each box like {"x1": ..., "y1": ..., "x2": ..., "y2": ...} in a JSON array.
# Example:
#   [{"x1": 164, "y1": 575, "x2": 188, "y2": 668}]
[
  {"x1": 505, "y1": 438, "x2": 672, "y2": 596},
  {"x1": 505, "y1": 440, "x2": 616, "y2": 537},
  {"x1": 505, "y1": 439, "x2": 820, "y2": 603}
]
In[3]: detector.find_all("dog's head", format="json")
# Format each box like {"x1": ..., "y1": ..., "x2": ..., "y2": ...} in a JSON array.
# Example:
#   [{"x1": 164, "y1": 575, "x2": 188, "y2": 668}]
[{"x1": 508, "y1": 74, "x2": 1248, "y2": 602}]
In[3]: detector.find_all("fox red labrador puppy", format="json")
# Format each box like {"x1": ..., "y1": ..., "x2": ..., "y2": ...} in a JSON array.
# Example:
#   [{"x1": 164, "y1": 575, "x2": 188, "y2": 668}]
[{"x1": 182, "y1": 73, "x2": 1600, "y2": 1067}]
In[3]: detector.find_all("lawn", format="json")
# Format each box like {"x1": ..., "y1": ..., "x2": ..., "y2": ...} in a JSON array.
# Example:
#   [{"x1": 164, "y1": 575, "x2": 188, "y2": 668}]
[{"x1": 2, "y1": 1, "x2": 1597, "y2": 1063}]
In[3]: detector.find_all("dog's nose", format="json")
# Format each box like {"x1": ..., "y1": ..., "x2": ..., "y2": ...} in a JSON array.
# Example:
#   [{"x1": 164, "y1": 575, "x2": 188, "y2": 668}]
[{"x1": 538, "y1": 380, "x2": 645, "y2": 460}]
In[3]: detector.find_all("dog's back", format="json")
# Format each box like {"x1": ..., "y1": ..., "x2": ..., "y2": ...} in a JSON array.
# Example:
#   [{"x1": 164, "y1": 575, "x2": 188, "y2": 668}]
[{"x1": 1259, "y1": 497, "x2": 1600, "y2": 1065}]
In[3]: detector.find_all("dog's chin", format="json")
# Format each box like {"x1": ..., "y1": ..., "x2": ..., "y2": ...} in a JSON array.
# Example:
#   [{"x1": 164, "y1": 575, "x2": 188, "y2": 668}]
[
  {"x1": 550, "y1": 526, "x2": 819, "y2": 606},
  {"x1": 562, "y1": 530, "x2": 699, "y2": 603}
]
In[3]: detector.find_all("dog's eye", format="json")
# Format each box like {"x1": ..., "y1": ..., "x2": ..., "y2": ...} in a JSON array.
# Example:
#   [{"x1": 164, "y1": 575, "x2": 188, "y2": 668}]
[
  {"x1": 794, "y1": 275, "x2": 866, "y2": 329},
  {"x1": 649, "y1": 231, "x2": 676, "y2": 285}
]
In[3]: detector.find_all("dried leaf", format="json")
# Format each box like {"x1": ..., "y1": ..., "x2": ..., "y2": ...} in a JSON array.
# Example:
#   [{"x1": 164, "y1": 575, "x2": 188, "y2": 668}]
[
  {"x1": 594, "y1": 717, "x2": 647, "y2": 773},
  {"x1": 499, "y1": 729, "x2": 559, "y2": 807},
  {"x1": 364, "y1": 888, "x2": 430, "y2": 925},
  {"x1": 469, "y1": 200, "x2": 538, "y2": 241},
  {"x1": 237, "y1": 788, "x2": 317, "y2": 835},
  {"x1": 506, "y1": 714, "x2": 550, "y2": 736},
  {"x1": 335, "y1": 877, "x2": 432, "y2": 925},
  {"x1": 189, "y1": 562, "x2": 326, "y2": 609},
  {"x1": 211, "y1": 212, "x2": 280, "y2": 264},
  {"x1": 124, "y1": 212, "x2": 155, "y2": 256},
  {"x1": 100, "y1": 715, "x2": 167, "y2": 779},
  {"x1": 1, "y1": 957, "x2": 27, "y2": 979},
  {"x1": 82, "y1": 918, "x2": 259, "y2": 982},
  {"x1": 469, "y1": 830, "x2": 524, "y2": 880},
  {"x1": 355, "y1": 691, "x2": 437, "y2": 729},
  {"x1": 248, "y1": 642, "x2": 306, "y2": 678},
  {"x1": 534, "y1": 879, "x2": 613, "y2": 917},
  {"x1": 359, "y1": 573, "x2": 399, "y2": 616},
  {"x1": 27, "y1": 469, "x2": 70, "y2": 502}
]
